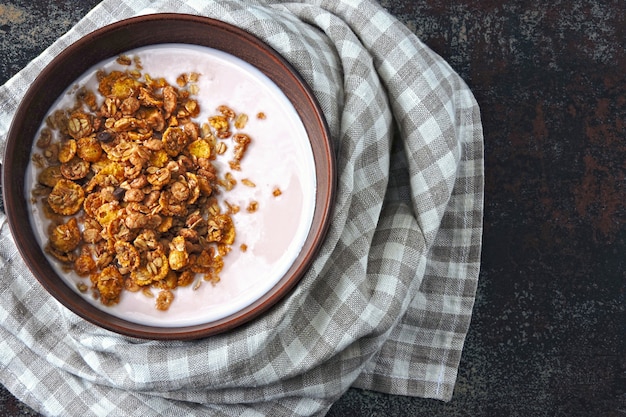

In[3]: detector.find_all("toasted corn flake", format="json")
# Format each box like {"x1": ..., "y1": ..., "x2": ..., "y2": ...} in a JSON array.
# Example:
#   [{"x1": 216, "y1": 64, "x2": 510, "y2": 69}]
[
  {"x1": 48, "y1": 179, "x2": 85, "y2": 215},
  {"x1": 58, "y1": 139, "x2": 77, "y2": 163},
  {"x1": 188, "y1": 139, "x2": 211, "y2": 159}
]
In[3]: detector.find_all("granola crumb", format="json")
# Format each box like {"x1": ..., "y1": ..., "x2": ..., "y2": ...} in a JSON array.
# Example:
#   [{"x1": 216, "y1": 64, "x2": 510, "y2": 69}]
[
  {"x1": 246, "y1": 201, "x2": 259, "y2": 213},
  {"x1": 241, "y1": 178, "x2": 256, "y2": 188}
]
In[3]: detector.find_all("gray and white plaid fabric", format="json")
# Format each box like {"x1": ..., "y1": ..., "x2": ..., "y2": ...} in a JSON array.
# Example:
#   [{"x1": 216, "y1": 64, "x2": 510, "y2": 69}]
[{"x1": 0, "y1": 1, "x2": 484, "y2": 415}]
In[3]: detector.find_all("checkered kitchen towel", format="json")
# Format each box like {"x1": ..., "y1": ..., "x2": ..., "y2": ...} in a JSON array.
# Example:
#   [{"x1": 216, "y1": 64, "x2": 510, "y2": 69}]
[{"x1": 0, "y1": 0, "x2": 483, "y2": 415}]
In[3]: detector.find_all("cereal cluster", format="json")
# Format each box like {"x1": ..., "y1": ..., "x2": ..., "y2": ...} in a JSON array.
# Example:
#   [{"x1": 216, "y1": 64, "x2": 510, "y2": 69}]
[{"x1": 31, "y1": 55, "x2": 260, "y2": 311}]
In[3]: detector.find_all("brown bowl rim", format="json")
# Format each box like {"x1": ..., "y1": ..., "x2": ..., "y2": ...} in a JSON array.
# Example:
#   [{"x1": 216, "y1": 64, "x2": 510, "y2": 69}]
[{"x1": 3, "y1": 13, "x2": 335, "y2": 340}]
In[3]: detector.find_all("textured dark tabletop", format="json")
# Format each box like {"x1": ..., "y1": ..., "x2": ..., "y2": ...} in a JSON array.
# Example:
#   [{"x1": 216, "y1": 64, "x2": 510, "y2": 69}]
[{"x1": 1, "y1": 1, "x2": 624, "y2": 416}]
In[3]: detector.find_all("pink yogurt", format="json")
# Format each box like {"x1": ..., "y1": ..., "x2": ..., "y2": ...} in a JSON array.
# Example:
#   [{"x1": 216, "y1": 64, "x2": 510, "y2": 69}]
[{"x1": 27, "y1": 44, "x2": 316, "y2": 327}]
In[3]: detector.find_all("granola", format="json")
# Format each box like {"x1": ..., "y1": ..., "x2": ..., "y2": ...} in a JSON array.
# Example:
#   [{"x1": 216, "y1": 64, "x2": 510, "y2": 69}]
[{"x1": 30, "y1": 55, "x2": 271, "y2": 312}]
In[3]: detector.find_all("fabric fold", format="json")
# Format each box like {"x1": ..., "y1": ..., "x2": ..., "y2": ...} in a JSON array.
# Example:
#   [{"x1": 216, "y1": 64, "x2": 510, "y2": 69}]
[{"x1": 0, "y1": 1, "x2": 483, "y2": 415}]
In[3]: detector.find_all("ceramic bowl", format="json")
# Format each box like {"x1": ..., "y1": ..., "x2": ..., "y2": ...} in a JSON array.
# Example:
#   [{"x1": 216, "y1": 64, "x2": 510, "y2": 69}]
[{"x1": 3, "y1": 14, "x2": 335, "y2": 340}]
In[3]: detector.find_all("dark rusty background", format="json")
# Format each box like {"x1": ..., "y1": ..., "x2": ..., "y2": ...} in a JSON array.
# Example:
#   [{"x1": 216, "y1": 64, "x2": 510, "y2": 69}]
[{"x1": 1, "y1": 1, "x2": 624, "y2": 416}]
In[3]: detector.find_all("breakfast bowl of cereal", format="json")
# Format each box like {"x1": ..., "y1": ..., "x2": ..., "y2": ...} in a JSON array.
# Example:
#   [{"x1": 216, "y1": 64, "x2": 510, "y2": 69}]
[{"x1": 3, "y1": 14, "x2": 335, "y2": 340}]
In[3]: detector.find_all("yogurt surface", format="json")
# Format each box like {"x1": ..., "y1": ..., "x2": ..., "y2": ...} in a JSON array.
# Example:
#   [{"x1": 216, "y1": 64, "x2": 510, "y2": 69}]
[{"x1": 27, "y1": 44, "x2": 316, "y2": 327}]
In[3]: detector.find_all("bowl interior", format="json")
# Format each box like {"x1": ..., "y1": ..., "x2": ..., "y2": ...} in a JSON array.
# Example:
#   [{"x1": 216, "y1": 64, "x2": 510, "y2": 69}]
[{"x1": 3, "y1": 14, "x2": 335, "y2": 340}]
